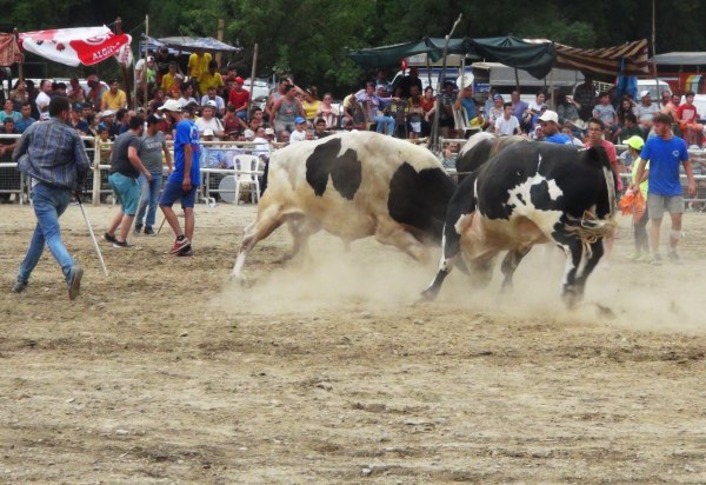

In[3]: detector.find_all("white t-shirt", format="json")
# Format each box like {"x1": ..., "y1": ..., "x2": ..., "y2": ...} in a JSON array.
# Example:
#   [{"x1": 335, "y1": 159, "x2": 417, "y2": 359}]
[
  {"x1": 495, "y1": 115, "x2": 520, "y2": 136},
  {"x1": 290, "y1": 129, "x2": 307, "y2": 143},
  {"x1": 195, "y1": 116, "x2": 223, "y2": 134}
]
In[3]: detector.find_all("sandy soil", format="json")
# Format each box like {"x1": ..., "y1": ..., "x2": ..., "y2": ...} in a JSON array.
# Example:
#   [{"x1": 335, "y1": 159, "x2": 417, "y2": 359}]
[{"x1": 1, "y1": 202, "x2": 706, "y2": 484}]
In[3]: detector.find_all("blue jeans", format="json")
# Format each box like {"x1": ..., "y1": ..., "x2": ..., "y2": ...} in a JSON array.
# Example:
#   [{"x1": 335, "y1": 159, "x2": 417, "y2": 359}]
[
  {"x1": 135, "y1": 172, "x2": 163, "y2": 229},
  {"x1": 17, "y1": 183, "x2": 75, "y2": 284},
  {"x1": 374, "y1": 114, "x2": 395, "y2": 135}
]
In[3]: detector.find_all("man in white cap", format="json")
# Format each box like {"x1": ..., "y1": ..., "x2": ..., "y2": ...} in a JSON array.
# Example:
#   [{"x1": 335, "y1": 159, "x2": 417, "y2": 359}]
[
  {"x1": 157, "y1": 99, "x2": 201, "y2": 257},
  {"x1": 633, "y1": 90, "x2": 659, "y2": 133},
  {"x1": 538, "y1": 110, "x2": 572, "y2": 144}
]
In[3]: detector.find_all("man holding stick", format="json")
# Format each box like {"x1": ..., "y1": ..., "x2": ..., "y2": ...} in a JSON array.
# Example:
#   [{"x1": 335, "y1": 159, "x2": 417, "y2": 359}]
[{"x1": 11, "y1": 96, "x2": 90, "y2": 300}]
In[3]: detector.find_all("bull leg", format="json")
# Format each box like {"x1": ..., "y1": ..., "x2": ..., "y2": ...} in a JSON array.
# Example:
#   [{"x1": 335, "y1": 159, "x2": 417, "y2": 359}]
[
  {"x1": 555, "y1": 235, "x2": 604, "y2": 309},
  {"x1": 283, "y1": 216, "x2": 320, "y2": 263},
  {"x1": 232, "y1": 205, "x2": 290, "y2": 282},
  {"x1": 421, "y1": 225, "x2": 461, "y2": 301},
  {"x1": 500, "y1": 246, "x2": 532, "y2": 292},
  {"x1": 374, "y1": 223, "x2": 430, "y2": 264}
]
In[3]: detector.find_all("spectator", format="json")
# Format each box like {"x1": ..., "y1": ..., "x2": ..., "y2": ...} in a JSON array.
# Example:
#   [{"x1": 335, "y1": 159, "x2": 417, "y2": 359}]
[
  {"x1": 617, "y1": 113, "x2": 643, "y2": 145},
  {"x1": 633, "y1": 90, "x2": 659, "y2": 133},
  {"x1": 272, "y1": 84, "x2": 305, "y2": 138},
  {"x1": 407, "y1": 94, "x2": 424, "y2": 139},
  {"x1": 395, "y1": 66, "x2": 423, "y2": 99},
  {"x1": 290, "y1": 116, "x2": 308, "y2": 143},
  {"x1": 101, "y1": 79, "x2": 127, "y2": 111},
  {"x1": 494, "y1": 102, "x2": 521, "y2": 136},
  {"x1": 69, "y1": 103, "x2": 89, "y2": 135},
  {"x1": 524, "y1": 91, "x2": 546, "y2": 129},
  {"x1": 355, "y1": 82, "x2": 396, "y2": 135},
  {"x1": 199, "y1": 60, "x2": 224, "y2": 98},
  {"x1": 313, "y1": 118, "x2": 330, "y2": 139},
  {"x1": 556, "y1": 93, "x2": 581, "y2": 134},
  {"x1": 66, "y1": 78, "x2": 86, "y2": 105},
  {"x1": 104, "y1": 116, "x2": 150, "y2": 248},
  {"x1": 178, "y1": 81, "x2": 198, "y2": 107},
  {"x1": 200, "y1": 86, "x2": 226, "y2": 116},
  {"x1": 11, "y1": 96, "x2": 89, "y2": 298},
  {"x1": 53, "y1": 82, "x2": 68, "y2": 99},
  {"x1": 485, "y1": 94, "x2": 505, "y2": 129},
  {"x1": 593, "y1": 91, "x2": 619, "y2": 141},
  {"x1": 561, "y1": 123, "x2": 584, "y2": 146},
  {"x1": 228, "y1": 77, "x2": 250, "y2": 121},
  {"x1": 0, "y1": 118, "x2": 18, "y2": 159},
  {"x1": 187, "y1": 50, "x2": 212, "y2": 95},
  {"x1": 85, "y1": 74, "x2": 107, "y2": 112},
  {"x1": 585, "y1": 118, "x2": 621, "y2": 191},
  {"x1": 510, "y1": 89, "x2": 528, "y2": 123},
  {"x1": 266, "y1": 78, "x2": 290, "y2": 124},
  {"x1": 134, "y1": 114, "x2": 172, "y2": 235},
  {"x1": 315, "y1": 92, "x2": 340, "y2": 130},
  {"x1": 35, "y1": 79, "x2": 52, "y2": 121},
  {"x1": 0, "y1": 99, "x2": 20, "y2": 123},
  {"x1": 632, "y1": 113, "x2": 696, "y2": 263},
  {"x1": 419, "y1": 86, "x2": 436, "y2": 136},
  {"x1": 158, "y1": 99, "x2": 201, "y2": 257},
  {"x1": 573, "y1": 76, "x2": 596, "y2": 121},
  {"x1": 538, "y1": 110, "x2": 571, "y2": 144},
  {"x1": 222, "y1": 105, "x2": 245, "y2": 136},
  {"x1": 14, "y1": 102, "x2": 36, "y2": 134},
  {"x1": 160, "y1": 61, "x2": 181, "y2": 93},
  {"x1": 676, "y1": 91, "x2": 701, "y2": 145},
  {"x1": 453, "y1": 80, "x2": 477, "y2": 136},
  {"x1": 342, "y1": 89, "x2": 367, "y2": 130},
  {"x1": 301, "y1": 86, "x2": 321, "y2": 122},
  {"x1": 437, "y1": 81, "x2": 456, "y2": 138},
  {"x1": 195, "y1": 102, "x2": 225, "y2": 138},
  {"x1": 154, "y1": 45, "x2": 178, "y2": 86},
  {"x1": 9, "y1": 80, "x2": 29, "y2": 110}
]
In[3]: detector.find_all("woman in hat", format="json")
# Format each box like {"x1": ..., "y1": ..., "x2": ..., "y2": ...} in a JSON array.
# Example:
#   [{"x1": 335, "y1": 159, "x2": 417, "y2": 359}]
[{"x1": 625, "y1": 135, "x2": 650, "y2": 261}]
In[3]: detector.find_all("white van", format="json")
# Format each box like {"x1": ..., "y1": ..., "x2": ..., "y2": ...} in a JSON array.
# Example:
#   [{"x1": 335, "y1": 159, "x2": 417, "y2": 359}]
[{"x1": 636, "y1": 79, "x2": 671, "y2": 99}]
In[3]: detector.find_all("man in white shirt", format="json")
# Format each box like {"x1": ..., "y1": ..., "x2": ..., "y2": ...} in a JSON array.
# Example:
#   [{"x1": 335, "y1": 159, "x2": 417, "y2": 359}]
[
  {"x1": 494, "y1": 102, "x2": 520, "y2": 136},
  {"x1": 200, "y1": 87, "x2": 226, "y2": 117},
  {"x1": 35, "y1": 80, "x2": 53, "y2": 121},
  {"x1": 194, "y1": 102, "x2": 225, "y2": 138}
]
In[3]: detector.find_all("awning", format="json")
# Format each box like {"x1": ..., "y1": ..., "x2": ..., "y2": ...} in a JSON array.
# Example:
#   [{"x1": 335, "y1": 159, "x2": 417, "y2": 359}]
[
  {"x1": 554, "y1": 39, "x2": 650, "y2": 78},
  {"x1": 652, "y1": 52, "x2": 706, "y2": 66},
  {"x1": 18, "y1": 26, "x2": 132, "y2": 67},
  {"x1": 347, "y1": 40, "x2": 444, "y2": 69},
  {"x1": 156, "y1": 36, "x2": 240, "y2": 53}
]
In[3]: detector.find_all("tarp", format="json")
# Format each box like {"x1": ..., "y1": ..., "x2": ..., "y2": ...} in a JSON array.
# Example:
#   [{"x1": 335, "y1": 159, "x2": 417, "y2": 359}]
[
  {"x1": 18, "y1": 26, "x2": 132, "y2": 67},
  {"x1": 652, "y1": 52, "x2": 706, "y2": 66},
  {"x1": 139, "y1": 35, "x2": 189, "y2": 56},
  {"x1": 348, "y1": 36, "x2": 649, "y2": 81},
  {"x1": 156, "y1": 36, "x2": 240, "y2": 53}
]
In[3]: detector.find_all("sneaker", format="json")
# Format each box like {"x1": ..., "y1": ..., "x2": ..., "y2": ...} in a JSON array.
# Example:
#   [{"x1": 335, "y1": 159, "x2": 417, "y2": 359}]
[
  {"x1": 11, "y1": 280, "x2": 28, "y2": 293},
  {"x1": 169, "y1": 236, "x2": 191, "y2": 254},
  {"x1": 113, "y1": 240, "x2": 132, "y2": 248},
  {"x1": 636, "y1": 254, "x2": 652, "y2": 263},
  {"x1": 67, "y1": 266, "x2": 83, "y2": 300},
  {"x1": 133, "y1": 224, "x2": 143, "y2": 235},
  {"x1": 668, "y1": 251, "x2": 680, "y2": 263},
  {"x1": 103, "y1": 232, "x2": 118, "y2": 243},
  {"x1": 176, "y1": 247, "x2": 194, "y2": 257},
  {"x1": 650, "y1": 253, "x2": 662, "y2": 266},
  {"x1": 143, "y1": 226, "x2": 155, "y2": 235}
]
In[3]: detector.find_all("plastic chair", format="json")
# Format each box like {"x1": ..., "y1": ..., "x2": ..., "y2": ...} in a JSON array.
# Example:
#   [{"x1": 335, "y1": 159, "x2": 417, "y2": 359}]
[{"x1": 233, "y1": 154, "x2": 261, "y2": 204}]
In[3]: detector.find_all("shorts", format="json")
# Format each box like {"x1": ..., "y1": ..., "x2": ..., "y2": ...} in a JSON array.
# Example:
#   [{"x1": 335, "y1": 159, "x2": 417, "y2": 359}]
[
  {"x1": 647, "y1": 193, "x2": 683, "y2": 219},
  {"x1": 410, "y1": 121, "x2": 422, "y2": 133},
  {"x1": 159, "y1": 179, "x2": 198, "y2": 209},
  {"x1": 108, "y1": 172, "x2": 140, "y2": 215}
]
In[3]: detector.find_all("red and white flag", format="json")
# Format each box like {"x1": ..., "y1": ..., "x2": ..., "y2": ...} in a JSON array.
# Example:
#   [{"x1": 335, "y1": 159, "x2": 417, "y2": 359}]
[{"x1": 19, "y1": 26, "x2": 132, "y2": 67}]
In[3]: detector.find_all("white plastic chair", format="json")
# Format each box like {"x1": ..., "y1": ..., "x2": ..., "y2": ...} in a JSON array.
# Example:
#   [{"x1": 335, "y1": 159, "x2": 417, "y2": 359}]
[{"x1": 232, "y1": 154, "x2": 261, "y2": 204}]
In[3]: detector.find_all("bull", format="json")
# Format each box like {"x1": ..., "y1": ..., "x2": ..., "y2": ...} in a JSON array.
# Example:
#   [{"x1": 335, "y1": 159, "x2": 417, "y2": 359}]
[
  {"x1": 421, "y1": 142, "x2": 617, "y2": 307},
  {"x1": 232, "y1": 131, "x2": 457, "y2": 281}
]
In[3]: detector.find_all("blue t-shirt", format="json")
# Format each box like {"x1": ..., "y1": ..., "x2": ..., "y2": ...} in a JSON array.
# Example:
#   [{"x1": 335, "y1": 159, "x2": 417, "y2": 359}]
[
  {"x1": 544, "y1": 133, "x2": 572, "y2": 145},
  {"x1": 639, "y1": 135, "x2": 688, "y2": 196},
  {"x1": 460, "y1": 97, "x2": 476, "y2": 120},
  {"x1": 170, "y1": 119, "x2": 201, "y2": 185}
]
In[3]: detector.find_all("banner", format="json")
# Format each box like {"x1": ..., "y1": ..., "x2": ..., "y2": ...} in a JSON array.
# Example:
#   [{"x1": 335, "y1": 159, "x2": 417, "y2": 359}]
[{"x1": 19, "y1": 26, "x2": 132, "y2": 67}]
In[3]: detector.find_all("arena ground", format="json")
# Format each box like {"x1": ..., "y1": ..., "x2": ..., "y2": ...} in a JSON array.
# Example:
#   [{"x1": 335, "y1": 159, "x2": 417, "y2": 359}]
[{"x1": 1, "y1": 203, "x2": 706, "y2": 483}]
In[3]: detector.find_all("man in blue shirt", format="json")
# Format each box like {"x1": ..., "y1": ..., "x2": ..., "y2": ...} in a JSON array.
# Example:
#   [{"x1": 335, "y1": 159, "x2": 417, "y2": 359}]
[
  {"x1": 632, "y1": 113, "x2": 696, "y2": 263},
  {"x1": 538, "y1": 110, "x2": 572, "y2": 144},
  {"x1": 158, "y1": 99, "x2": 201, "y2": 257},
  {"x1": 11, "y1": 96, "x2": 90, "y2": 299},
  {"x1": 14, "y1": 102, "x2": 36, "y2": 134}
]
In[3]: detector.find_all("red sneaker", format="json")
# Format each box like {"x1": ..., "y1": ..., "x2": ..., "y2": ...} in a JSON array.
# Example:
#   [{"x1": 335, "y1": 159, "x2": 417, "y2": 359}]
[{"x1": 170, "y1": 236, "x2": 191, "y2": 254}]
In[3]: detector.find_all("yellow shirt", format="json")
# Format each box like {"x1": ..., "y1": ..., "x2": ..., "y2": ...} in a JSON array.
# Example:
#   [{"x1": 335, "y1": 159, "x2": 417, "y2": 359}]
[
  {"x1": 199, "y1": 71, "x2": 224, "y2": 95},
  {"x1": 161, "y1": 72, "x2": 178, "y2": 92},
  {"x1": 188, "y1": 52, "x2": 212, "y2": 81},
  {"x1": 101, "y1": 89, "x2": 127, "y2": 110}
]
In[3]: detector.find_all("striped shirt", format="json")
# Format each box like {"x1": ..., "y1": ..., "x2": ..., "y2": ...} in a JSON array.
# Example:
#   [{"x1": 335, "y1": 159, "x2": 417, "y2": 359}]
[{"x1": 12, "y1": 117, "x2": 90, "y2": 191}]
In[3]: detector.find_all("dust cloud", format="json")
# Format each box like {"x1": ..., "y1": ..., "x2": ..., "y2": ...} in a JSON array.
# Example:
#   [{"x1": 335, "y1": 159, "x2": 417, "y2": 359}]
[{"x1": 215, "y1": 216, "x2": 706, "y2": 334}]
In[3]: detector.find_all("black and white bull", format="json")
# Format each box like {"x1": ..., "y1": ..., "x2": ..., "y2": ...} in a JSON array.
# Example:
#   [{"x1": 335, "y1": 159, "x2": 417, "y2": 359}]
[
  {"x1": 232, "y1": 131, "x2": 457, "y2": 280},
  {"x1": 422, "y1": 142, "x2": 617, "y2": 307},
  {"x1": 455, "y1": 132, "x2": 527, "y2": 183}
]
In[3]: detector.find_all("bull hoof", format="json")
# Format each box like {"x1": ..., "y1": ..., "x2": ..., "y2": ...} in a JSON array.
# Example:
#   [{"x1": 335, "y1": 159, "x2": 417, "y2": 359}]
[
  {"x1": 561, "y1": 290, "x2": 581, "y2": 310},
  {"x1": 419, "y1": 287, "x2": 439, "y2": 302}
]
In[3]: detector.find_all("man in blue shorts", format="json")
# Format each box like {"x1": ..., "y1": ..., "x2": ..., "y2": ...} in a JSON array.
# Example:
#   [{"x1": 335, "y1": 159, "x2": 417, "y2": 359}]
[
  {"x1": 103, "y1": 116, "x2": 151, "y2": 247},
  {"x1": 632, "y1": 113, "x2": 696, "y2": 264},
  {"x1": 158, "y1": 99, "x2": 201, "y2": 256}
]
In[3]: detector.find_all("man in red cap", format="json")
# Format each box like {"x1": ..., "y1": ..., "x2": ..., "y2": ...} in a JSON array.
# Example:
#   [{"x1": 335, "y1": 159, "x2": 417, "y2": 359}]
[{"x1": 228, "y1": 77, "x2": 250, "y2": 121}]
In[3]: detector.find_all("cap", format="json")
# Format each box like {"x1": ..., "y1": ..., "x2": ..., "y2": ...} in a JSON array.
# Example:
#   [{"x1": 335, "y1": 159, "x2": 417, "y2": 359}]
[
  {"x1": 203, "y1": 129, "x2": 214, "y2": 137},
  {"x1": 625, "y1": 135, "x2": 644, "y2": 151},
  {"x1": 147, "y1": 55, "x2": 155, "y2": 62},
  {"x1": 100, "y1": 109, "x2": 115, "y2": 118},
  {"x1": 640, "y1": 90, "x2": 650, "y2": 98},
  {"x1": 73, "y1": 103, "x2": 83, "y2": 111},
  {"x1": 265, "y1": 127, "x2": 275, "y2": 136},
  {"x1": 493, "y1": 94, "x2": 504, "y2": 101},
  {"x1": 234, "y1": 76, "x2": 245, "y2": 85},
  {"x1": 205, "y1": 100, "x2": 217, "y2": 108},
  {"x1": 538, "y1": 110, "x2": 559, "y2": 123},
  {"x1": 243, "y1": 129, "x2": 255, "y2": 140},
  {"x1": 146, "y1": 114, "x2": 162, "y2": 125},
  {"x1": 158, "y1": 99, "x2": 183, "y2": 113},
  {"x1": 294, "y1": 116, "x2": 306, "y2": 125}
]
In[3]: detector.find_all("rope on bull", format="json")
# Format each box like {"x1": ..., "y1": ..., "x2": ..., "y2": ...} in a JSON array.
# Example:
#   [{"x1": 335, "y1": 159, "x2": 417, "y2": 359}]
[{"x1": 564, "y1": 210, "x2": 617, "y2": 259}]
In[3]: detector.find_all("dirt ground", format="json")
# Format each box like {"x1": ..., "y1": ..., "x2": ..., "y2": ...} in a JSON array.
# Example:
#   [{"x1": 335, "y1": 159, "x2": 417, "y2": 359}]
[{"x1": 1, "y1": 202, "x2": 706, "y2": 484}]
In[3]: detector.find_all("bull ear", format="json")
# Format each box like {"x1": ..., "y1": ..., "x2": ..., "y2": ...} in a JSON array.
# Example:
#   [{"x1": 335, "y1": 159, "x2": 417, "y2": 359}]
[{"x1": 582, "y1": 145, "x2": 610, "y2": 170}]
